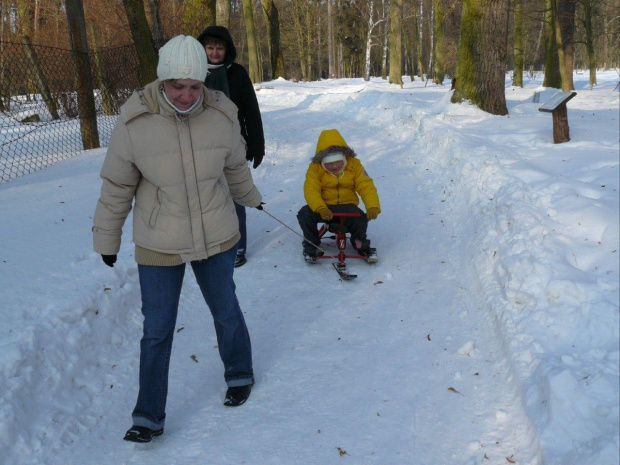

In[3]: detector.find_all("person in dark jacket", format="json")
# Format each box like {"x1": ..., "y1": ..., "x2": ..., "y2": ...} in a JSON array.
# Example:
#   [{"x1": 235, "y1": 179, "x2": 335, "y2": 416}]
[{"x1": 197, "y1": 26, "x2": 265, "y2": 268}]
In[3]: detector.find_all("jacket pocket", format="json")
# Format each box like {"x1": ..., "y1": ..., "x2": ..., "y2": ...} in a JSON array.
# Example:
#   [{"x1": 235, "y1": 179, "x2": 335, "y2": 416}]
[{"x1": 148, "y1": 188, "x2": 162, "y2": 228}]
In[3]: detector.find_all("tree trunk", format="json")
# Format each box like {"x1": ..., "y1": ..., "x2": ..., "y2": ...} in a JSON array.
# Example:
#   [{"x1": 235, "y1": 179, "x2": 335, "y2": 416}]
[
  {"x1": 432, "y1": 0, "x2": 445, "y2": 84},
  {"x1": 513, "y1": 0, "x2": 524, "y2": 87},
  {"x1": 381, "y1": 0, "x2": 390, "y2": 79},
  {"x1": 389, "y1": 0, "x2": 403, "y2": 87},
  {"x1": 543, "y1": 0, "x2": 562, "y2": 88},
  {"x1": 417, "y1": 0, "x2": 424, "y2": 79},
  {"x1": 17, "y1": 0, "x2": 60, "y2": 119},
  {"x1": 328, "y1": 0, "x2": 335, "y2": 78},
  {"x1": 451, "y1": 0, "x2": 510, "y2": 116},
  {"x1": 553, "y1": 0, "x2": 576, "y2": 90},
  {"x1": 531, "y1": 8, "x2": 545, "y2": 67},
  {"x1": 122, "y1": 0, "x2": 158, "y2": 86},
  {"x1": 242, "y1": 0, "x2": 261, "y2": 83},
  {"x1": 583, "y1": 0, "x2": 596, "y2": 85},
  {"x1": 261, "y1": 0, "x2": 286, "y2": 79},
  {"x1": 217, "y1": 0, "x2": 231, "y2": 27},
  {"x1": 364, "y1": 0, "x2": 375, "y2": 81},
  {"x1": 292, "y1": 0, "x2": 307, "y2": 81},
  {"x1": 145, "y1": 0, "x2": 165, "y2": 49},
  {"x1": 427, "y1": 0, "x2": 434, "y2": 81},
  {"x1": 65, "y1": 0, "x2": 100, "y2": 149},
  {"x1": 405, "y1": 19, "x2": 414, "y2": 80},
  {"x1": 89, "y1": 22, "x2": 115, "y2": 116},
  {"x1": 23, "y1": 38, "x2": 60, "y2": 120},
  {"x1": 305, "y1": 3, "x2": 313, "y2": 80}
]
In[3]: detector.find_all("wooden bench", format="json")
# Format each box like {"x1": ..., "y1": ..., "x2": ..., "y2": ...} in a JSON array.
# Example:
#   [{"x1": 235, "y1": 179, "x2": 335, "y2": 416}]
[{"x1": 538, "y1": 91, "x2": 577, "y2": 143}]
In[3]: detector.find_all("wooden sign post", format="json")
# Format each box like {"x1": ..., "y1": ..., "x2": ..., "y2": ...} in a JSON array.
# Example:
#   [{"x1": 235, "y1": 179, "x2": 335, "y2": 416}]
[{"x1": 538, "y1": 91, "x2": 577, "y2": 144}]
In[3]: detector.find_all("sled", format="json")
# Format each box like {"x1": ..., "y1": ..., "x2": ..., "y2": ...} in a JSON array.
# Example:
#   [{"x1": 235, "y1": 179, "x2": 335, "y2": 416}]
[{"x1": 315, "y1": 212, "x2": 377, "y2": 280}]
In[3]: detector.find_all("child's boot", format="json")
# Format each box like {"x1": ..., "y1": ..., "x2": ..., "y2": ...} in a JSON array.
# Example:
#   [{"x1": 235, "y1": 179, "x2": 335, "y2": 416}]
[{"x1": 356, "y1": 239, "x2": 378, "y2": 263}]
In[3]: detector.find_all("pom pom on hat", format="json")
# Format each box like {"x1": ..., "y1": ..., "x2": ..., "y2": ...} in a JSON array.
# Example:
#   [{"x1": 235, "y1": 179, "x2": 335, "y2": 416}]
[{"x1": 157, "y1": 35, "x2": 208, "y2": 82}]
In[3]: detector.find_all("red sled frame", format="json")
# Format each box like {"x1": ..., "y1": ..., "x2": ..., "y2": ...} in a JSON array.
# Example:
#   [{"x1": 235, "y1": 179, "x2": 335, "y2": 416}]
[{"x1": 316, "y1": 212, "x2": 366, "y2": 267}]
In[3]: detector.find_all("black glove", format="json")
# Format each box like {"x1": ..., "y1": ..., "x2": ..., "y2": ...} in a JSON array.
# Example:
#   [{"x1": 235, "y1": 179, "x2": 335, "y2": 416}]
[
  {"x1": 256, "y1": 202, "x2": 265, "y2": 211},
  {"x1": 101, "y1": 254, "x2": 117, "y2": 267},
  {"x1": 251, "y1": 154, "x2": 263, "y2": 169}
]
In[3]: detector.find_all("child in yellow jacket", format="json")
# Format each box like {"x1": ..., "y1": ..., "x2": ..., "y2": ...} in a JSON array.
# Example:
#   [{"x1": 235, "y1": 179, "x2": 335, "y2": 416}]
[{"x1": 297, "y1": 129, "x2": 381, "y2": 262}]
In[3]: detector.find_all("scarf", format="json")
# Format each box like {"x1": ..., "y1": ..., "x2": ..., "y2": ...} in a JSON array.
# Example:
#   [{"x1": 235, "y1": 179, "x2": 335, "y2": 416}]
[{"x1": 205, "y1": 64, "x2": 230, "y2": 98}]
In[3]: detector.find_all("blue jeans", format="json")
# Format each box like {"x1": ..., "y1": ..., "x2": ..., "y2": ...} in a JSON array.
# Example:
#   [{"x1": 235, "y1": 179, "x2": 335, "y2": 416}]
[
  {"x1": 132, "y1": 247, "x2": 253, "y2": 430},
  {"x1": 234, "y1": 201, "x2": 247, "y2": 252}
]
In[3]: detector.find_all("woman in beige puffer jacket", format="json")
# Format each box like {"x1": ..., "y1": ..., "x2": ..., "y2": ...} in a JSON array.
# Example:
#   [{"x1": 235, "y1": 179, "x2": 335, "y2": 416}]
[{"x1": 92, "y1": 35, "x2": 262, "y2": 444}]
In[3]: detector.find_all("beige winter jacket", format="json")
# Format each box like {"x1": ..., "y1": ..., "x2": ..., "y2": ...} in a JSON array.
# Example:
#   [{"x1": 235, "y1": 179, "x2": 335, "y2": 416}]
[{"x1": 92, "y1": 80, "x2": 262, "y2": 263}]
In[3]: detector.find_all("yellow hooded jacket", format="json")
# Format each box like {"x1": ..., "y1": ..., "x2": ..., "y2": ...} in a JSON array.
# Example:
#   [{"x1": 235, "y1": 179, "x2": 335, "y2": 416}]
[{"x1": 303, "y1": 129, "x2": 380, "y2": 213}]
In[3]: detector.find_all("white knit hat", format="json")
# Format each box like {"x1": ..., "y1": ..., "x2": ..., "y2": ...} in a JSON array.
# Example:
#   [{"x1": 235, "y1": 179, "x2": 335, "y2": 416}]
[
  {"x1": 157, "y1": 35, "x2": 208, "y2": 82},
  {"x1": 321, "y1": 152, "x2": 347, "y2": 172}
]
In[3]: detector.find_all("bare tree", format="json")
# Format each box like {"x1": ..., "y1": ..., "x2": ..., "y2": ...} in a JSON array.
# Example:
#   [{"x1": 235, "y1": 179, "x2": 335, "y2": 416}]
[
  {"x1": 16, "y1": 0, "x2": 60, "y2": 119},
  {"x1": 261, "y1": 0, "x2": 286, "y2": 79},
  {"x1": 544, "y1": 0, "x2": 562, "y2": 88},
  {"x1": 66, "y1": 0, "x2": 99, "y2": 149},
  {"x1": 553, "y1": 0, "x2": 577, "y2": 90},
  {"x1": 217, "y1": 0, "x2": 231, "y2": 27},
  {"x1": 328, "y1": 0, "x2": 336, "y2": 78},
  {"x1": 417, "y1": 0, "x2": 425, "y2": 79},
  {"x1": 433, "y1": 0, "x2": 446, "y2": 84},
  {"x1": 451, "y1": 0, "x2": 511, "y2": 115},
  {"x1": 122, "y1": 0, "x2": 158, "y2": 85},
  {"x1": 352, "y1": 0, "x2": 387, "y2": 81},
  {"x1": 242, "y1": 0, "x2": 261, "y2": 82},
  {"x1": 513, "y1": 0, "x2": 524, "y2": 87},
  {"x1": 389, "y1": 0, "x2": 404, "y2": 86},
  {"x1": 576, "y1": 0, "x2": 602, "y2": 85},
  {"x1": 89, "y1": 22, "x2": 115, "y2": 116},
  {"x1": 381, "y1": 0, "x2": 390, "y2": 78},
  {"x1": 145, "y1": 0, "x2": 165, "y2": 48}
]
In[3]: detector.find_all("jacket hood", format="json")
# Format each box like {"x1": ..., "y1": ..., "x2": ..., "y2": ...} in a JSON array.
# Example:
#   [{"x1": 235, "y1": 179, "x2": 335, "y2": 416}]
[
  {"x1": 312, "y1": 129, "x2": 356, "y2": 163},
  {"x1": 120, "y1": 80, "x2": 237, "y2": 124},
  {"x1": 197, "y1": 26, "x2": 237, "y2": 66}
]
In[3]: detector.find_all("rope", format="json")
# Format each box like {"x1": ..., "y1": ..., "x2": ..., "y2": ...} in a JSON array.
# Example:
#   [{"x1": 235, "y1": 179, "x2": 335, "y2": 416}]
[{"x1": 261, "y1": 207, "x2": 328, "y2": 255}]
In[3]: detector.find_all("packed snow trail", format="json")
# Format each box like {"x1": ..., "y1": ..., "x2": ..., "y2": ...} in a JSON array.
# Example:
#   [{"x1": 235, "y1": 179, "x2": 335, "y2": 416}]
[
  {"x1": 1, "y1": 79, "x2": 540, "y2": 465},
  {"x1": 4, "y1": 75, "x2": 617, "y2": 464}
]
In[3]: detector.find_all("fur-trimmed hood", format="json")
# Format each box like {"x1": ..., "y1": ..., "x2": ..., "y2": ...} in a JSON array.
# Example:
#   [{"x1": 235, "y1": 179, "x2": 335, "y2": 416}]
[{"x1": 312, "y1": 129, "x2": 357, "y2": 163}]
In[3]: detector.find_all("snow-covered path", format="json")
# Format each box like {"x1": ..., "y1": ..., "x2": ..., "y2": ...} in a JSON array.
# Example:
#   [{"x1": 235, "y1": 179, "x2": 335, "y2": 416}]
[{"x1": 1, "y1": 75, "x2": 617, "y2": 465}]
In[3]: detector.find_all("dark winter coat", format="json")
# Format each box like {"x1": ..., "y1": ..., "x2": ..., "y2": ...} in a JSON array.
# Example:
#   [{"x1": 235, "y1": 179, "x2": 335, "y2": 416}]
[{"x1": 197, "y1": 26, "x2": 265, "y2": 168}]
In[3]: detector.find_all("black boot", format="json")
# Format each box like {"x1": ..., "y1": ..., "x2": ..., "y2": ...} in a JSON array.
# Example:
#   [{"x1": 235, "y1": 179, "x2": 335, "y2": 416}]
[
  {"x1": 355, "y1": 239, "x2": 378, "y2": 263},
  {"x1": 234, "y1": 249, "x2": 247, "y2": 268},
  {"x1": 123, "y1": 425, "x2": 164, "y2": 443},
  {"x1": 223, "y1": 384, "x2": 253, "y2": 407},
  {"x1": 302, "y1": 241, "x2": 323, "y2": 264}
]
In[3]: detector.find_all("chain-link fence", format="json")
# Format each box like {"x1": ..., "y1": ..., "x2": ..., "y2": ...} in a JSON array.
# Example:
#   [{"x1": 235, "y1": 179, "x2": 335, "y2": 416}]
[{"x1": 0, "y1": 41, "x2": 141, "y2": 183}]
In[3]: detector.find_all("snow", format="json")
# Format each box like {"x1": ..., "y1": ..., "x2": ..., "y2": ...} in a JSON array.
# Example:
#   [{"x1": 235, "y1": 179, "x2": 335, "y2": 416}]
[{"x1": 0, "y1": 72, "x2": 618, "y2": 465}]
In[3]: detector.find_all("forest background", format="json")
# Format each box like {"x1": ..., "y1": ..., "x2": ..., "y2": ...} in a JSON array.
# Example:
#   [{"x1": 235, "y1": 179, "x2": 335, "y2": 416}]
[
  {"x1": 0, "y1": 0, "x2": 619, "y2": 181},
  {"x1": 2, "y1": 0, "x2": 619, "y2": 87}
]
